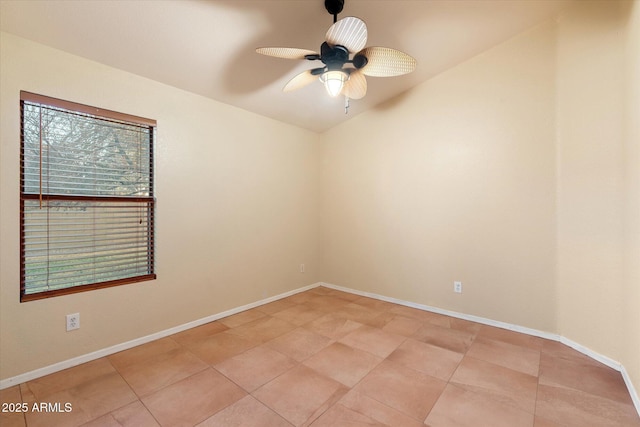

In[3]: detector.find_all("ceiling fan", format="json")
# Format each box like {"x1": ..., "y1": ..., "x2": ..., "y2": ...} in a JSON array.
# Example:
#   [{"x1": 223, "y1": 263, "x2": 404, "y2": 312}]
[{"x1": 255, "y1": 0, "x2": 416, "y2": 104}]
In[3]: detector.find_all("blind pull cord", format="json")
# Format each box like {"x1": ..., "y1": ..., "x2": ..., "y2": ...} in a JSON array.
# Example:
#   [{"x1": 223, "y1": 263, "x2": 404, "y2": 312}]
[{"x1": 39, "y1": 105, "x2": 43, "y2": 209}]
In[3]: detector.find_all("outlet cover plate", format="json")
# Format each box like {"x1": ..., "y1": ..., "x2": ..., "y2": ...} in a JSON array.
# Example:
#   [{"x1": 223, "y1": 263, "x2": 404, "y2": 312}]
[
  {"x1": 454, "y1": 281, "x2": 463, "y2": 293},
  {"x1": 66, "y1": 313, "x2": 80, "y2": 331}
]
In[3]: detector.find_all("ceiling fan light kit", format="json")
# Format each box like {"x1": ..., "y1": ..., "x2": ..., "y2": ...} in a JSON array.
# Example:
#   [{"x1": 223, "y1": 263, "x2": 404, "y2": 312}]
[
  {"x1": 256, "y1": 0, "x2": 416, "y2": 108},
  {"x1": 320, "y1": 70, "x2": 349, "y2": 97}
]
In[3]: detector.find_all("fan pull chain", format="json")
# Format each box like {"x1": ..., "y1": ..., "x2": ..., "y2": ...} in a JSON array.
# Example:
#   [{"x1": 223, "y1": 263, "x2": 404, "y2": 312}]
[{"x1": 344, "y1": 96, "x2": 350, "y2": 114}]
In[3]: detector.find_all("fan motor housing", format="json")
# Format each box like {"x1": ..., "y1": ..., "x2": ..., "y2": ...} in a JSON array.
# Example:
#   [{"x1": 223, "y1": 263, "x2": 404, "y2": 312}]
[{"x1": 320, "y1": 42, "x2": 349, "y2": 69}]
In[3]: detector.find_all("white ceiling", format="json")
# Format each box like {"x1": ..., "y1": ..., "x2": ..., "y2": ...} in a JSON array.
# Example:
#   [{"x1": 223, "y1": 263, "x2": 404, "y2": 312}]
[{"x1": 0, "y1": 0, "x2": 571, "y2": 133}]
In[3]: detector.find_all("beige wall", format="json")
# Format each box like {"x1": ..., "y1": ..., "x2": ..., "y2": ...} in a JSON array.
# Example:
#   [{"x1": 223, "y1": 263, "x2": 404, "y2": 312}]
[
  {"x1": 321, "y1": 20, "x2": 558, "y2": 332},
  {"x1": 623, "y1": 0, "x2": 640, "y2": 404},
  {"x1": 556, "y1": 0, "x2": 626, "y2": 364},
  {"x1": 556, "y1": 0, "x2": 639, "y2": 394},
  {"x1": 0, "y1": 33, "x2": 322, "y2": 379}
]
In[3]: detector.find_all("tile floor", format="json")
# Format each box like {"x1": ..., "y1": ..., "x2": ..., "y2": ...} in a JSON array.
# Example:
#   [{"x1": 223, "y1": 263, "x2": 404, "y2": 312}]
[{"x1": 1, "y1": 286, "x2": 639, "y2": 427}]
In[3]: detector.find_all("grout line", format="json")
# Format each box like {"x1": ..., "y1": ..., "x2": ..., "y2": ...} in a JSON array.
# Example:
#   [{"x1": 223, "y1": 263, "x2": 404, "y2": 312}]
[
  {"x1": 103, "y1": 354, "x2": 165, "y2": 427},
  {"x1": 533, "y1": 351, "x2": 542, "y2": 421}
]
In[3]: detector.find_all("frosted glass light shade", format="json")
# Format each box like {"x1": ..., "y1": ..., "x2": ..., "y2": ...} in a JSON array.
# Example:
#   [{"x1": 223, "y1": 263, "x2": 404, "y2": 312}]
[{"x1": 320, "y1": 70, "x2": 349, "y2": 97}]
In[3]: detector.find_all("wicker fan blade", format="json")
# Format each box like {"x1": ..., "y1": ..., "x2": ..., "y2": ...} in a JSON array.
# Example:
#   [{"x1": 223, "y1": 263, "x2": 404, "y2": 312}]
[
  {"x1": 326, "y1": 17, "x2": 367, "y2": 53},
  {"x1": 359, "y1": 47, "x2": 416, "y2": 77},
  {"x1": 256, "y1": 47, "x2": 319, "y2": 60},
  {"x1": 342, "y1": 69, "x2": 367, "y2": 99},
  {"x1": 283, "y1": 70, "x2": 319, "y2": 92}
]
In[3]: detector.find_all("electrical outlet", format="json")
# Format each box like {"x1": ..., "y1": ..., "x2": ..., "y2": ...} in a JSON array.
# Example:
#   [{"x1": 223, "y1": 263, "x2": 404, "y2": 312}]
[
  {"x1": 300, "y1": 264, "x2": 305, "y2": 273},
  {"x1": 454, "y1": 281, "x2": 463, "y2": 293},
  {"x1": 66, "y1": 313, "x2": 80, "y2": 331}
]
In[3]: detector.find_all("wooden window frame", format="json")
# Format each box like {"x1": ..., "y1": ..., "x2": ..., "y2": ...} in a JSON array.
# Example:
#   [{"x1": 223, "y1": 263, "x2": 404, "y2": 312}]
[{"x1": 19, "y1": 91, "x2": 157, "y2": 302}]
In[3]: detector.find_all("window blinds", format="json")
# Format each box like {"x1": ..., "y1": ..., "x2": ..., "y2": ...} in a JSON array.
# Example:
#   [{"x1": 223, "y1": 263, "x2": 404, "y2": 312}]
[{"x1": 20, "y1": 91, "x2": 156, "y2": 301}]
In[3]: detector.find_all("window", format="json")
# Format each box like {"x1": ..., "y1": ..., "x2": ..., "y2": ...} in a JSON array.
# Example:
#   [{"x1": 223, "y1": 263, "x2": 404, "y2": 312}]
[{"x1": 20, "y1": 91, "x2": 156, "y2": 302}]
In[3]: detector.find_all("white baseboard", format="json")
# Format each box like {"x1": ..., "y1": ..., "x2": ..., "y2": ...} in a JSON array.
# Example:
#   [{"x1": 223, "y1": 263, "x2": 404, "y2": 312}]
[
  {"x1": 0, "y1": 282, "x2": 320, "y2": 390},
  {"x1": 320, "y1": 281, "x2": 640, "y2": 417},
  {"x1": 320, "y1": 282, "x2": 560, "y2": 340},
  {"x1": 622, "y1": 365, "x2": 640, "y2": 416}
]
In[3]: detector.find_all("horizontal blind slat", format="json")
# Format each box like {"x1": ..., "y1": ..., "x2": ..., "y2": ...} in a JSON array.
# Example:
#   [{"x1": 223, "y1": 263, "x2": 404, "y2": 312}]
[
  {"x1": 24, "y1": 255, "x2": 152, "y2": 286},
  {"x1": 25, "y1": 255, "x2": 152, "y2": 278},
  {"x1": 25, "y1": 268, "x2": 151, "y2": 290}
]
